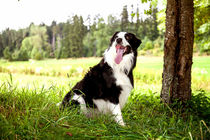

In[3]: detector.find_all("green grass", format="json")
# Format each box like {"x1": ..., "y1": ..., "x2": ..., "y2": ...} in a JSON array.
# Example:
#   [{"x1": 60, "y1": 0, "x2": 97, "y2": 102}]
[
  {"x1": 0, "y1": 56, "x2": 210, "y2": 139},
  {"x1": 0, "y1": 56, "x2": 209, "y2": 92},
  {"x1": 0, "y1": 83, "x2": 209, "y2": 139}
]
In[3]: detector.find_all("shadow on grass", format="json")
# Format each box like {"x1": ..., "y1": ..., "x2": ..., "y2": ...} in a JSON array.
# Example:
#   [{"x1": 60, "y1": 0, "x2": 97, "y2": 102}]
[
  {"x1": 127, "y1": 90, "x2": 210, "y2": 139},
  {"x1": 0, "y1": 83, "x2": 209, "y2": 139}
]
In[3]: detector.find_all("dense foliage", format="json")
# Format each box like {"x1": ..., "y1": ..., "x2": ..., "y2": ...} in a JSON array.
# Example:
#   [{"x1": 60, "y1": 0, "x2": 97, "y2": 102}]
[
  {"x1": 0, "y1": 5, "x2": 165, "y2": 60},
  {"x1": 157, "y1": 0, "x2": 210, "y2": 53},
  {"x1": 0, "y1": 1, "x2": 209, "y2": 61}
]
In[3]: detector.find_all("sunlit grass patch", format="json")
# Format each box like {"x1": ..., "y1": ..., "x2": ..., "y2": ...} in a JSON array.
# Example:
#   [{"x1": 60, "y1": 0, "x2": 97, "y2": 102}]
[
  {"x1": 1, "y1": 56, "x2": 209, "y2": 92},
  {"x1": 0, "y1": 56, "x2": 210, "y2": 139}
]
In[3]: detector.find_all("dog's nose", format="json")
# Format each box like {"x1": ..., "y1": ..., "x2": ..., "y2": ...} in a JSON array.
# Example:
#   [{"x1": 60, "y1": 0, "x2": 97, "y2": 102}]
[{"x1": 116, "y1": 38, "x2": 122, "y2": 44}]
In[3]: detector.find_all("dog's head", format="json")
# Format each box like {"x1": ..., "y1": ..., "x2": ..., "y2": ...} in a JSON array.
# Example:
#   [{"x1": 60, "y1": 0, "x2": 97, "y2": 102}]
[{"x1": 108, "y1": 31, "x2": 141, "y2": 64}]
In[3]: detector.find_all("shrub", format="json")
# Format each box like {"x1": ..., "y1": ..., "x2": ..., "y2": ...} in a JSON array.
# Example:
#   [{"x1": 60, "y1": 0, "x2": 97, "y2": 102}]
[
  {"x1": 187, "y1": 90, "x2": 210, "y2": 125},
  {"x1": 152, "y1": 48, "x2": 162, "y2": 56},
  {"x1": 153, "y1": 37, "x2": 164, "y2": 50},
  {"x1": 31, "y1": 48, "x2": 44, "y2": 60},
  {"x1": 138, "y1": 50, "x2": 147, "y2": 56},
  {"x1": 199, "y1": 41, "x2": 210, "y2": 54},
  {"x1": 11, "y1": 50, "x2": 20, "y2": 61},
  {"x1": 3, "y1": 47, "x2": 12, "y2": 61},
  {"x1": 55, "y1": 47, "x2": 62, "y2": 59},
  {"x1": 18, "y1": 48, "x2": 29, "y2": 61},
  {"x1": 139, "y1": 37, "x2": 154, "y2": 51},
  {"x1": 143, "y1": 40, "x2": 153, "y2": 50}
]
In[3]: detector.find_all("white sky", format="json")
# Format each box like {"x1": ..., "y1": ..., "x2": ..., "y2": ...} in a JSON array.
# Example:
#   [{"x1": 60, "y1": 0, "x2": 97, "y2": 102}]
[{"x1": 0, "y1": 0, "x2": 149, "y2": 32}]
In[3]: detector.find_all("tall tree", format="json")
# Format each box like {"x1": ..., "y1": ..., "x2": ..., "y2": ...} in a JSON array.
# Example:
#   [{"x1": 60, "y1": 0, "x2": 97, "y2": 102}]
[
  {"x1": 1, "y1": 28, "x2": 27, "y2": 60},
  {"x1": 150, "y1": 8, "x2": 159, "y2": 41},
  {"x1": 107, "y1": 15, "x2": 120, "y2": 35},
  {"x1": 70, "y1": 15, "x2": 87, "y2": 57},
  {"x1": 0, "y1": 34, "x2": 4, "y2": 57},
  {"x1": 54, "y1": 22, "x2": 64, "y2": 59},
  {"x1": 61, "y1": 15, "x2": 87, "y2": 58},
  {"x1": 135, "y1": 6, "x2": 141, "y2": 36},
  {"x1": 46, "y1": 21, "x2": 57, "y2": 57},
  {"x1": 161, "y1": 0, "x2": 194, "y2": 104},
  {"x1": 121, "y1": 5, "x2": 129, "y2": 31},
  {"x1": 28, "y1": 24, "x2": 51, "y2": 60},
  {"x1": 94, "y1": 18, "x2": 109, "y2": 56},
  {"x1": 61, "y1": 21, "x2": 72, "y2": 58}
]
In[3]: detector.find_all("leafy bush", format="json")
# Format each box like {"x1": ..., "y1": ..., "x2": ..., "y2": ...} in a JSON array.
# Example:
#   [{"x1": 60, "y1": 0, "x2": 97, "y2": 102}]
[
  {"x1": 20, "y1": 37, "x2": 33, "y2": 57},
  {"x1": 18, "y1": 48, "x2": 29, "y2": 61},
  {"x1": 55, "y1": 46, "x2": 62, "y2": 59},
  {"x1": 43, "y1": 44, "x2": 51, "y2": 58},
  {"x1": 144, "y1": 41, "x2": 153, "y2": 50},
  {"x1": 187, "y1": 90, "x2": 210, "y2": 125},
  {"x1": 11, "y1": 49, "x2": 20, "y2": 61},
  {"x1": 152, "y1": 48, "x2": 162, "y2": 56},
  {"x1": 31, "y1": 48, "x2": 44, "y2": 60},
  {"x1": 139, "y1": 37, "x2": 148, "y2": 50},
  {"x1": 138, "y1": 37, "x2": 164, "y2": 56},
  {"x1": 11, "y1": 49, "x2": 29, "y2": 61},
  {"x1": 195, "y1": 21, "x2": 210, "y2": 54},
  {"x1": 3, "y1": 47, "x2": 12, "y2": 61},
  {"x1": 138, "y1": 50, "x2": 147, "y2": 56},
  {"x1": 153, "y1": 37, "x2": 164, "y2": 50}
]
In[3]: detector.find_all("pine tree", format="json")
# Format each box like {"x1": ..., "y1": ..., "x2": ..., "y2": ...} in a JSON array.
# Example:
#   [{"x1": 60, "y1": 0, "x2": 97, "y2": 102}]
[
  {"x1": 135, "y1": 6, "x2": 140, "y2": 36},
  {"x1": 61, "y1": 21, "x2": 72, "y2": 58},
  {"x1": 150, "y1": 8, "x2": 159, "y2": 41},
  {"x1": 0, "y1": 34, "x2": 4, "y2": 57},
  {"x1": 121, "y1": 5, "x2": 129, "y2": 32},
  {"x1": 61, "y1": 15, "x2": 87, "y2": 58}
]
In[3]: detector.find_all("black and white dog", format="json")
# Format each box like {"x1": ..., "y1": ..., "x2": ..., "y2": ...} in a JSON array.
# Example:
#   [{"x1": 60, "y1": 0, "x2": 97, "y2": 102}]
[{"x1": 61, "y1": 32, "x2": 141, "y2": 126}]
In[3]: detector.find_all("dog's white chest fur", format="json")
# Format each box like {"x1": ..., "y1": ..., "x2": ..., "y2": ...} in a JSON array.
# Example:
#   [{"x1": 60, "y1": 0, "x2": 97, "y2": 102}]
[
  {"x1": 93, "y1": 70, "x2": 132, "y2": 113},
  {"x1": 92, "y1": 64, "x2": 133, "y2": 126},
  {"x1": 113, "y1": 70, "x2": 133, "y2": 108},
  {"x1": 103, "y1": 35, "x2": 134, "y2": 109}
]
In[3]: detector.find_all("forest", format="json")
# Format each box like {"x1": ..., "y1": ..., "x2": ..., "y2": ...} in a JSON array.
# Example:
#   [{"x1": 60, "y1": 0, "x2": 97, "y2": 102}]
[{"x1": 0, "y1": 0, "x2": 209, "y2": 61}]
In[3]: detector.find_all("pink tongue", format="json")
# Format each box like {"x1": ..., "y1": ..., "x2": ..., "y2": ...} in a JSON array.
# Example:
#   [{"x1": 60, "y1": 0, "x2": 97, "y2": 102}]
[{"x1": 115, "y1": 47, "x2": 124, "y2": 64}]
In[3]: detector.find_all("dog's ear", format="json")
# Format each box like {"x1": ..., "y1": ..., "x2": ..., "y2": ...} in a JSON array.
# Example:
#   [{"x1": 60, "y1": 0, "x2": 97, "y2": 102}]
[
  {"x1": 134, "y1": 37, "x2": 142, "y2": 49},
  {"x1": 110, "y1": 31, "x2": 119, "y2": 43},
  {"x1": 128, "y1": 33, "x2": 141, "y2": 49}
]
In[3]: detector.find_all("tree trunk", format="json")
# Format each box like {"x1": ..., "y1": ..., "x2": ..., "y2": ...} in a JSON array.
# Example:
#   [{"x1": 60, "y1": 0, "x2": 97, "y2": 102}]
[
  {"x1": 161, "y1": 0, "x2": 194, "y2": 104},
  {"x1": 52, "y1": 33, "x2": 56, "y2": 57}
]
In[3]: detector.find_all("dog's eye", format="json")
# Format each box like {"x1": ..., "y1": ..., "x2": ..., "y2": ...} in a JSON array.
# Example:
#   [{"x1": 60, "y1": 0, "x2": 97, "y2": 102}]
[{"x1": 125, "y1": 34, "x2": 132, "y2": 40}]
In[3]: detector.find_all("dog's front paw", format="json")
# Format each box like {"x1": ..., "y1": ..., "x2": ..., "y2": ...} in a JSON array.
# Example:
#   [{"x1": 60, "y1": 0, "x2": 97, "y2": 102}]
[{"x1": 118, "y1": 120, "x2": 126, "y2": 126}]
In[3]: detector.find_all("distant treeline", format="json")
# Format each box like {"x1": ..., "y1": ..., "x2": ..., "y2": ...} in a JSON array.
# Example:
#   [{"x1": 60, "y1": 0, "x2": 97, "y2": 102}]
[{"x1": 0, "y1": 4, "x2": 209, "y2": 61}]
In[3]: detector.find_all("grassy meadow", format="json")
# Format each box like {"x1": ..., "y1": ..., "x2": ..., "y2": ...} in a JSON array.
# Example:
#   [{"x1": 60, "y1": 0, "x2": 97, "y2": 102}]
[{"x1": 0, "y1": 56, "x2": 210, "y2": 139}]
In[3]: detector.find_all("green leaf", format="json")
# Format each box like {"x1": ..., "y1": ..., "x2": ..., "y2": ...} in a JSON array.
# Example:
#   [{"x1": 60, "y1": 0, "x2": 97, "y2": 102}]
[{"x1": 131, "y1": 13, "x2": 135, "y2": 18}]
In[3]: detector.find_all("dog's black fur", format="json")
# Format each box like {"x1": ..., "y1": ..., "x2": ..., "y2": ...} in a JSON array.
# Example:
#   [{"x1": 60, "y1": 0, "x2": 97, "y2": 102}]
[
  {"x1": 62, "y1": 59, "x2": 122, "y2": 108},
  {"x1": 61, "y1": 32, "x2": 141, "y2": 118}
]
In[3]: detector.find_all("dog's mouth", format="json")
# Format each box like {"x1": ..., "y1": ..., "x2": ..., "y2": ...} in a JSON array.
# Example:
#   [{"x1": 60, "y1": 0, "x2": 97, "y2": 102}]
[{"x1": 115, "y1": 44, "x2": 128, "y2": 64}]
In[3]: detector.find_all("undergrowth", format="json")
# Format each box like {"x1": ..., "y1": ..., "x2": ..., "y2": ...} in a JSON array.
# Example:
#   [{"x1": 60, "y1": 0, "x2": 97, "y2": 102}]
[{"x1": 0, "y1": 82, "x2": 209, "y2": 139}]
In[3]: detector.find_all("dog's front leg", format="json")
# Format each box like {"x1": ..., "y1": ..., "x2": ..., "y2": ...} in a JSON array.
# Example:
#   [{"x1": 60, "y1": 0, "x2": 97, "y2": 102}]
[{"x1": 109, "y1": 103, "x2": 125, "y2": 126}]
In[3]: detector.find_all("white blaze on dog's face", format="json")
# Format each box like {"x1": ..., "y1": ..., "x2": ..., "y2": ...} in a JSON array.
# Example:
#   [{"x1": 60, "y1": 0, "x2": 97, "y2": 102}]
[
  {"x1": 112, "y1": 32, "x2": 130, "y2": 64},
  {"x1": 104, "y1": 31, "x2": 141, "y2": 72}
]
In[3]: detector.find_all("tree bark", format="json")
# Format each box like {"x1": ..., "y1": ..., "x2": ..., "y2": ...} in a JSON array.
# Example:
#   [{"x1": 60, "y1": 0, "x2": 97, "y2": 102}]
[{"x1": 161, "y1": 0, "x2": 194, "y2": 104}]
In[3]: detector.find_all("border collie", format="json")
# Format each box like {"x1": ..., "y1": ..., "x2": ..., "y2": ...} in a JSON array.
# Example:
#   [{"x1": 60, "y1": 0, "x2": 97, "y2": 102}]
[{"x1": 61, "y1": 31, "x2": 141, "y2": 126}]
